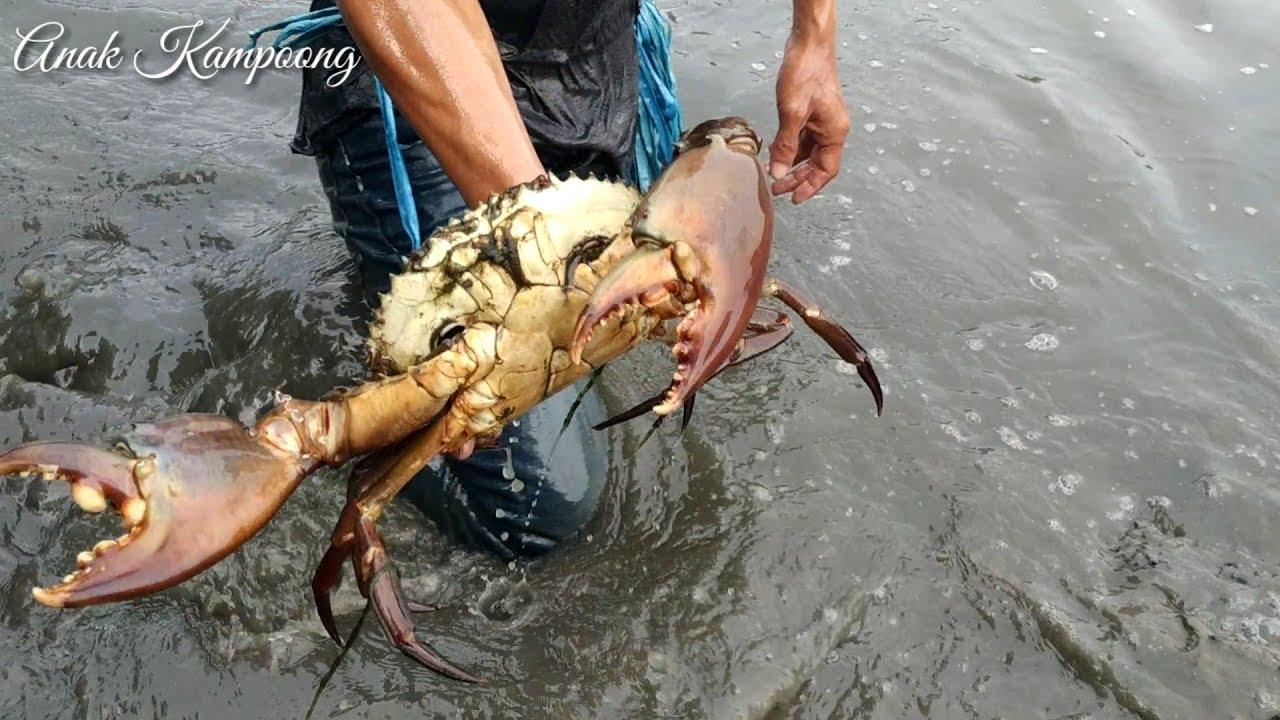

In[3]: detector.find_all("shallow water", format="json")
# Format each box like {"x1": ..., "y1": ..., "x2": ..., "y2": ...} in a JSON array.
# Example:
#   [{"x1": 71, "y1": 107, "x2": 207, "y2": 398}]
[{"x1": 0, "y1": 1, "x2": 1277, "y2": 718}]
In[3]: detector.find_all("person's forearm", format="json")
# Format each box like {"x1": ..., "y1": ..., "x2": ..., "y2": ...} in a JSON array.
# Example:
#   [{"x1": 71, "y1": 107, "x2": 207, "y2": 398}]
[
  {"x1": 336, "y1": 0, "x2": 544, "y2": 205},
  {"x1": 790, "y1": 0, "x2": 836, "y2": 47}
]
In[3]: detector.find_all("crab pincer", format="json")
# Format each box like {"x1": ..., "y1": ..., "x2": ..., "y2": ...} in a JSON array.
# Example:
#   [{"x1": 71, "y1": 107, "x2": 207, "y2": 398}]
[
  {"x1": 0, "y1": 414, "x2": 317, "y2": 607},
  {"x1": 571, "y1": 116, "x2": 883, "y2": 419}
]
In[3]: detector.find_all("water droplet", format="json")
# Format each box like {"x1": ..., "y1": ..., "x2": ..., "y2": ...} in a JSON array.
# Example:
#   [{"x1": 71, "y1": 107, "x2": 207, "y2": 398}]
[
  {"x1": 1029, "y1": 47, "x2": 1049, "y2": 54},
  {"x1": 1025, "y1": 333, "x2": 1060, "y2": 352},
  {"x1": 918, "y1": 141, "x2": 938, "y2": 152},
  {"x1": 966, "y1": 338, "x2": 985, "y2": 351},
  {"x1": 1107, "y1": 495, "x2": 1135, "y2": 521},
  {"x1": 1094, "y1": 31, "x2": 1107, "y2": 38},
  {"x1": 500, "y1": 448, "x2": 515, "y2": 480},
  {"x1": 868, "y1": 59, "x2": 884, "y2": 68},
  {"x1": 998, "y1": 426, "x2": 1027, "y2": 450},
  {"x1": 1243, "y1": 206, "x2": 1259, "y2": 216},
  {"x1": 902, "y1": 179, "x2": 917, "y2": 193},
  {"x1": 1029, "y1": 270, "x2": 1059, "y2": 291},
  {"x1": 1194, "y1": 23, "x2": 1213, "y2": 33},
  {"x1": 1054, "y1": 473, "x2": 1082, "y2": 495},
  {"x1": 1241, "y1": 66, "x2": 1258, "y2": 76}
]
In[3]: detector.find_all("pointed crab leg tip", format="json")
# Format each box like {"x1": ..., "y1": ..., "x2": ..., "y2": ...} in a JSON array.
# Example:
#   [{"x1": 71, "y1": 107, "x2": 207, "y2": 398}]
[{"x1": 859, "y1": 365, "x2": 885, "y2": 417}]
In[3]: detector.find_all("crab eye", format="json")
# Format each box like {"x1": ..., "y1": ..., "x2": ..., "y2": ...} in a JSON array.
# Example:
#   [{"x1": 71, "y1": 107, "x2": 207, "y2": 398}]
[{"x1": 432, "y1": 322, "x2": 465, "y2": 350}]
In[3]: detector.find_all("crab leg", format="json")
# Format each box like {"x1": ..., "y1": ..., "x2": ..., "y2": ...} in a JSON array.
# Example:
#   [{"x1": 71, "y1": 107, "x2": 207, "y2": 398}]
[
  {"x1": 311, "y1": 414, "x2": 484, "y2": 682},
  {"x1": 764, "y1": 277, "x2": 884, "y2": 415},
  {"x1": 354, "y1": 515, "x2": 483, "y2": 683},
  {"x1": 313, "y1": 426, "x2": 427, "y2": 645}
]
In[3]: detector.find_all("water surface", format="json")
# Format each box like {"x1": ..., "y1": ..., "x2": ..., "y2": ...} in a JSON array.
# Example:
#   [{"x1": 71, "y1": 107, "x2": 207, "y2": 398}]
[{"x1": 0, "y1": 1, "x2": 1277, "y2": 718}]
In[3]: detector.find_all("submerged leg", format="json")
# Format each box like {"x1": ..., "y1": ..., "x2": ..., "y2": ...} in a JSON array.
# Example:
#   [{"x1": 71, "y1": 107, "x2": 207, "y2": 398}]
[
  {"x1": 312, "y1": 434, "x2": 418, "y2": 646},
  {"x1": 765, "y1": 278, "x2": 884, "y2": 415},
  {"x1": 312, "y1": 420, "x2": 484, "y2": 682},
  {"x1": 353, "y1": 516, "x2": 483, "y2": 683}
]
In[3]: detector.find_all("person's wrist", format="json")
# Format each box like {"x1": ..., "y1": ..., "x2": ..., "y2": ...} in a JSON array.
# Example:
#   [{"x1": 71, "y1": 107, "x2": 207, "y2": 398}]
[{"x1": 789, "y1": 5, "x2": 836, "y2": 50}]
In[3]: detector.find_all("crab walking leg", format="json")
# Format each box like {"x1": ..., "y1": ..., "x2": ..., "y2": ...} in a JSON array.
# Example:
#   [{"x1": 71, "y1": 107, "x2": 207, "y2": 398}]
[
  {"x1": 311, "y1": 444, "x2": 399, "y2": 645},
  {"x1": 764, "y1": 277, "x2": 885, "y2": 415},
  {"x1": 355, "y1": 516, "x2": 484, "y2": 683},
  {"x1": 313, "y1": 426, "x2": 437, "y2": 645},
  {"x1": 311, "y1": 417, "x2": 486, "y2": 681},
  {"x1": 731, "y1": 310, "x2": 795, "y2": 365}
]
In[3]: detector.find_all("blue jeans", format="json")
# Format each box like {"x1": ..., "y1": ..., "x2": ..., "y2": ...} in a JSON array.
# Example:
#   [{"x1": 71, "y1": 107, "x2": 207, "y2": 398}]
[{"x1": 315, "y1": 113, "x2": 610, "y2": 560}]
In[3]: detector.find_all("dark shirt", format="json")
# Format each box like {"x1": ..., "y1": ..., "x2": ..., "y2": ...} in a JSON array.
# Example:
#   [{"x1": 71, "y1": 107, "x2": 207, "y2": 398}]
[{"x1": 292, "y1": 0, "x2": 639, "y2": 178}]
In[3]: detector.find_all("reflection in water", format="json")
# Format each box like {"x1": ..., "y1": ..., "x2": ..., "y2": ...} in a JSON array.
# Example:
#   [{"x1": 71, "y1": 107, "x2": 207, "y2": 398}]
[{"x1": 0, "y1": 0, "x2": 1278, "y2": 717}]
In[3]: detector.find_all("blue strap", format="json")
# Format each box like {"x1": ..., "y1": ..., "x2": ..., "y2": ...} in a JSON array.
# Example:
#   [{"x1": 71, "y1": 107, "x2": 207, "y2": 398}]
[
  {"x1": 633, "y1": 0, "x2": 682, "y2": 190},
  {"x1": 245, "y1": 7, "x2": 343, "y2": 51},
  {"x1": 374, "y1": 78, "x2": 422, "y2": 250},
  {"x1": 247, "y1": 8, "x2": 422, "y2": 250}
]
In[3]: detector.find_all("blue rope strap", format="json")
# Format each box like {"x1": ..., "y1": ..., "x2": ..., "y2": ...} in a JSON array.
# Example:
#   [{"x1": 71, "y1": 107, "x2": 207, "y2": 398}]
[
  {"x1": 246, "y1": 7, "x2": 343, "y2": 51},
  {"x1": 249, "y1": 1, "x2": 682, "y2": 249},
  {"x1": 374, "y1": 77, "x2": 422, "y2": 249},
  {"x1": 633, "y1": 0, "x2": 682, "y2": 190}
]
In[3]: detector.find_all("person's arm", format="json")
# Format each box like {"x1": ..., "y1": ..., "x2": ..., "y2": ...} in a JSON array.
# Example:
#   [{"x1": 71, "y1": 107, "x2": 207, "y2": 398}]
[
  {"x1": 336, "y1": 0, "x2": 544, "y2": 205},
  {"x1": 769, "y1": 0, "x2": 851, "y2": 204}
]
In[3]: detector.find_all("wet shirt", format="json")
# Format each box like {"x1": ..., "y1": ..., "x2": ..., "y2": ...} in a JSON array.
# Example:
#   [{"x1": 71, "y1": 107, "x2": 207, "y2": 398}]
[{"x1": 291, "y1": 0, "x2": 639, "y2": 178}]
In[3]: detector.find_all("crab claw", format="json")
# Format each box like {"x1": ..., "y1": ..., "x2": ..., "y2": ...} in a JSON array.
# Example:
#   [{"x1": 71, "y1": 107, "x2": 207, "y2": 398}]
[
  {"x1": 572, "y1": 117, "x2": 774, "y2": 416},
  {"x1": 0, "y1": 414, "x2": 313, "y2": 608}
]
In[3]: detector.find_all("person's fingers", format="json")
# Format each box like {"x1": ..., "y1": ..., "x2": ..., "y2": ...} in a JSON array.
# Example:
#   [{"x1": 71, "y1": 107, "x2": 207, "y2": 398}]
[
  {"x1": 790, "y1": 140, "x2": 844, "y2": 203},
  {"x1": 769, "y1": 97, "x2": 810, "y2": 181},
  {"x1": 770, "y1": 160, "x2": 816, "y2": 196},
  {"x1": 790, "y1": 175, "x2": 824, "y2": 204}
]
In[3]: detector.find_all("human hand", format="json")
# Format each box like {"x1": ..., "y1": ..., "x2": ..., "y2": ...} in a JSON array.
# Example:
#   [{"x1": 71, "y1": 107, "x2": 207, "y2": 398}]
[{"x1": 768, "y1": 33, "x2": 851, "y2": 204}]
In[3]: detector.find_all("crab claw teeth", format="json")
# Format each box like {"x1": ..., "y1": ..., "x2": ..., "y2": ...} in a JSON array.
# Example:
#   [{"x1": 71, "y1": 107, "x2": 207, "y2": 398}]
[
  {"x1": 29, "y1": 524, "x2": 148, "y2": 608},
  {"x1": 71, "y1": 484, "x2": 108, "y2": 513},
  {"x1": 571, "y1": 246, "x2": 682, "y2": 365},
  {"x1": 0, "y1": 442, "x2": 142, "y2": 511},
  {"x1": 121, "y1": 498, "x2": 146, "y2": 527}
]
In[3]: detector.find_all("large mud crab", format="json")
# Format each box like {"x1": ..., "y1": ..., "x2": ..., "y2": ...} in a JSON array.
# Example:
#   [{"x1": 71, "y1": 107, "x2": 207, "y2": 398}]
[{"x1": 0, "y1": 117, "x2": 881, "y2": 682}]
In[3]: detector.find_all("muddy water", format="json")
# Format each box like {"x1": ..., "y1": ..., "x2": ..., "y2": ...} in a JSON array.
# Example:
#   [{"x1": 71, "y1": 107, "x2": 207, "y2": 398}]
[{"x1": 0, "y1": 1, "x2": 1277, "y2": 718}]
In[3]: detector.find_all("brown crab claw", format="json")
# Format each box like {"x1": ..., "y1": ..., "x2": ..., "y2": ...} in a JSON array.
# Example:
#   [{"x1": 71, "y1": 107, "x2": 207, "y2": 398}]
[{"x1": 0, "y1": 414, "x2": 312, "y2": 608}]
